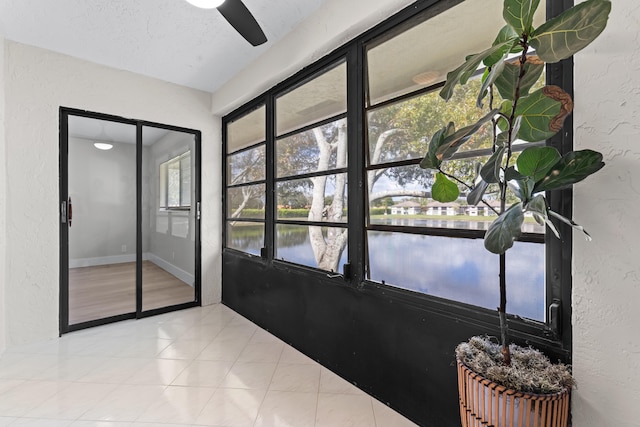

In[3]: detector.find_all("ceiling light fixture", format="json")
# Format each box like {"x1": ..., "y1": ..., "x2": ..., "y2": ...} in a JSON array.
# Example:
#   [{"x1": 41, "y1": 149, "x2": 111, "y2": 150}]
[
  {"x1": 93, "y1": 142, "x2": 113, "y2": 150},
  {"x1": 184, "y1": 0, "x2": 225, "y2": 9},
  {"x1": 412, "y1": 71, "x2": 442, "y2": 86}
]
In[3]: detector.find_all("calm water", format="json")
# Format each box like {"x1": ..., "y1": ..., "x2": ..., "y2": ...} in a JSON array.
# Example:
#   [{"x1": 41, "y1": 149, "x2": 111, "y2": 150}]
[{"x1": 228, "y1": 222, "x2": 545, "y2": 321}]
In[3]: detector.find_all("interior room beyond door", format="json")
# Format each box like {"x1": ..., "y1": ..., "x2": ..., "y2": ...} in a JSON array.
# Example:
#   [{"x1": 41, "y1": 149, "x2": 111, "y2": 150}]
[{"x1": 60, "y1": 110, "x2": 201, "y2": 333}]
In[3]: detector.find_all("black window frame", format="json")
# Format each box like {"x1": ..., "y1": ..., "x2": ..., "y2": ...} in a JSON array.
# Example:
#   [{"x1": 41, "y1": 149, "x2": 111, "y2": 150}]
[{"x1": 222, "y1": 0, "x2": 573, "y2": 356}]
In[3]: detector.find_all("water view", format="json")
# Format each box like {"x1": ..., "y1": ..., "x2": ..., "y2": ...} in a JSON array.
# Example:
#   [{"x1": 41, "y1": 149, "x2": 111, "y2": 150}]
[{"x1": 228, "y1": 222, "x2": 545, "y2": 322}]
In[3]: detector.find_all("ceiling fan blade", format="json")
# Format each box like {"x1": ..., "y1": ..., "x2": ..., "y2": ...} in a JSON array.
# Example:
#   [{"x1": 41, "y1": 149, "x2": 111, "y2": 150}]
[{"x1": 217, "y1": 0, "x2": 267, "y2": 46}]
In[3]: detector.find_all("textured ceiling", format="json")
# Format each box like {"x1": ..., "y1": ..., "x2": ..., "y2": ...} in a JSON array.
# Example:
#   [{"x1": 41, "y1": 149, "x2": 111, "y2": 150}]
[{"x1": 0, "y1": 0, "x2": 327, "y2": 92}]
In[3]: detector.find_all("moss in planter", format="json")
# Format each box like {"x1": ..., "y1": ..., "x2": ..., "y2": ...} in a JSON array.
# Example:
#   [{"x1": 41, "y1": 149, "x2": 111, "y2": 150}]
[{"x1": 455, "y1": 336, "x2": 574, "y2": 394}]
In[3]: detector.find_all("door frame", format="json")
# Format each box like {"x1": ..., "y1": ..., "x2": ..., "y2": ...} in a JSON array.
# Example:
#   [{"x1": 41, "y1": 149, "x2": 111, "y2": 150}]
[{"x1": 59, "y1": 107, "x2": 202, "y2": 334}]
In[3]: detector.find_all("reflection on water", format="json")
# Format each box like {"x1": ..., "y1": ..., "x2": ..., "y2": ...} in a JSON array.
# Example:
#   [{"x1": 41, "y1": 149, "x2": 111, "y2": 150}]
[
  {"x1": 228, "y1": 223, "x2": 264, "y2": 255},
  {"x1": 368, "y1": 231, "x2": 544, "y2": 321},
  {"x1": 371, "y1": 217, "x2": 544, "y2": 233},
  {"x1": 227, "y1": 224, "x2": 544, "y2": 321},
  {"x1": 276, "y1": 225, "x2": 348, "y2": 273}
]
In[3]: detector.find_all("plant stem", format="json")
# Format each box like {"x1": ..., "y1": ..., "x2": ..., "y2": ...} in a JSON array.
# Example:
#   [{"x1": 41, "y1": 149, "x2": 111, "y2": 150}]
[
  {"x1": 497, "y1": 37, "x2": 530, "y2": 366},
  {"x1": 499, "y1": 252, "x2": 511, "y2": 365},
  {"x1": 438, "y1": 169, "x2": 501, "y2": 215}
]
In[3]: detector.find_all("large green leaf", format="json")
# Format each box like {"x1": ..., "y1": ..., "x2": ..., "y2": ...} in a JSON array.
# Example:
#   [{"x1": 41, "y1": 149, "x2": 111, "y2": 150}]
[
  {"x1": 525, "y1": 194, "x2": 561, "y2": 238},
  {"x1": 507, "y1": 176, "x2": 535, "y2": 203},
  {"x1": 480, "y1": 147, "x2": 505, "y2": 184},
  {"x1": 477, "y1": 54, "x2": 507, "y2": 108},
  {"x1": 419, "y1": 124, "x2": 453, "y2": 170},
  {"x1": 503, "y1": 0, "x2": 541, "y2": 36},
  {"x1": 516, "y1": 146, "x2": 561, "y2": 182},
  {"x1": 530, "y1": 0, "x2": 611, "y2": 64},
  {"x1": 467, "y1": 179, "x2": 490, "y2": 206},
  {"x1": 484, "y1": 203, "x2": 524, "y2": 254},
  {"x1": 432, "y1": 172, "x2": 460, "y2": 203},
  {"x1": 514, "y1": 86, "x2": 573, "y2": 142},
  {"x1": 494, "y1": 55, "x2": 545, "y2": 101},
  {"x1": 534, "y1": 149, "x2": 605, "y2": 192},
  {"x1": 435, "y1": 110, "x2": 498, "y2": 161},
  {"x1": 484, "y1": 25, "x2": 522, "y2": 66},
  {"x1": 440, "y1": 39, "x2": 518, "y2": 101}
]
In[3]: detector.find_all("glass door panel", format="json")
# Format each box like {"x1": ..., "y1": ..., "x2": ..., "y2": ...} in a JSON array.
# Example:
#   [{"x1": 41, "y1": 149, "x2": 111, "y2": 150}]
[
  {"x1": 141, "y1": 126, "x2": 197, "y2": 311},
  {"x1": 67, "y1": 116, "x2": 137, "y2": 325}
]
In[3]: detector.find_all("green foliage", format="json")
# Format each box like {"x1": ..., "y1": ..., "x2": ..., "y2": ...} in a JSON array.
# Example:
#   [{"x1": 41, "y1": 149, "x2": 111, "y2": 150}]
[
  {"x1": 485, "y1": 203, "x2": 524, "y2": 254},
  {"x1": 516, "y1": 146, "x2": 561, "y2": 183},
  {"x1": 494, "y1": 56, "x2": 544, "y2": 101},
  {"x1": 534, "y1": 150, "x2": 605, "y2": 192},
  {"x1": 531, "y1": 0, "x2": 611, "y2": 64},
  {"x1": 432, "y1": 172, "x2": 460, "y2": 203},
  {"x1": 510, "y1": 86, "x2": 572, "y2": 142},
  {"x1": 503, "y1": 0, "x2": 541, "y2": 36},
  {"x1": 369, "y1": 207, "x2": 387, "y2": 216},
  {"x1": 234, "y1": 209, "x2": 265, "y2": 219},
  {"x1": 421, "y1": 0, "x2": 610, "y2": 254},
  {"x1": 277, "y1": 208, "x2": 310, "y2": 218},
  {"x1": 419, "y1": 0, "x2": 610, "y2": 360},
  {"x1": 440, "y1": 39, "x2": 518, "y2": 101}
]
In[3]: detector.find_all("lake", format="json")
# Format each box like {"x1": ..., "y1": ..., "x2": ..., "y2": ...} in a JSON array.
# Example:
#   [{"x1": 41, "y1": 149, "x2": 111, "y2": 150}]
[{"x1": 228, "y1": 222, "x2": 544, "y2": 321}]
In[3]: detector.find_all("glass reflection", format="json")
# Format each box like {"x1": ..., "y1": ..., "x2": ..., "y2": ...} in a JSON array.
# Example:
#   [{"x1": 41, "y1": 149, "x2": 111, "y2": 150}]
[
  {"x1": 142, "y1": 126, "x2": 196, "y2": 311},
  {"x1": 367, "y1": 231, "x2": 545, "y2": 321},
  {"x1": 276, "y1": 224, "x2": 348, "y2": 273}
]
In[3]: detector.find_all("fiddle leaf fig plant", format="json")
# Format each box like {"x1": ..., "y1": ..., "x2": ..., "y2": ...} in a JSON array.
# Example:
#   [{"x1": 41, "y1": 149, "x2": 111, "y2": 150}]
[{"x1": 420, "y1": 0, "x2": 610, "y2": 365}]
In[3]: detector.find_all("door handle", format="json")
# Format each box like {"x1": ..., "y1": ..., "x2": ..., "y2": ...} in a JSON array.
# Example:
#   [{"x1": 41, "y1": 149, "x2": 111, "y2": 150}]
[
  {"x1": 61, "y1": 198, "x2": 72, "y2": 226},
  {"x1": 61, "y1": 201, "x2": 67, "y2": 224}
]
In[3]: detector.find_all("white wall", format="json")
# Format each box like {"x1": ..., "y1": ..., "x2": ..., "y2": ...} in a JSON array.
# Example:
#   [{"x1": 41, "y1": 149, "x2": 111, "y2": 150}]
[
  {"x1": 213, "y1": 0, "x2": 640, "y2": 425},
  {"x1": 68, "y1": 137, "x2": 137, "y2": 264},
  {"x1": 3, "y1": 41, "x2": 220, "y2": 347},
  {"x1": 572, "y1": 1, "x2": 640, "y2": 426},
  {"x1": 145, "y1": 130, "x2": 196, "y2": 282},
  {"x1": 0, "y1": 36, "x2": 6, "y2": 354}
]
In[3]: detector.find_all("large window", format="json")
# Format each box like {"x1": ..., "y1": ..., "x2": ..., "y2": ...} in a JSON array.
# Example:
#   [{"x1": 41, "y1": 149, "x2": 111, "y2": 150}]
[
  {"x1": 225, "y1": 105, "x2": 266, "y2": 256},
  {"x1": 363, "y1": 0, "x2": 547, "y2": 321},
  {"x1": 224, "y1": 0, "x2": 568, "y2": 332},
  {"x1": 274, "y1": 61, "x2": 348, "y2": 272}
]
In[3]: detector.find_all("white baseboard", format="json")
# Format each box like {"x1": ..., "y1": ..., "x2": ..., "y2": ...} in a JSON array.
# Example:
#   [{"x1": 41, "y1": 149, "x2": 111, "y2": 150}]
[
  {"x1": 69, "y1": 253, "x2": 194, "y2": 287},
  {"x1": 146, "y1": 253, "x2": 194, "y2": 287},
  {"x1": 69, "y1": 254, "x2": 137, "y2": 268}
]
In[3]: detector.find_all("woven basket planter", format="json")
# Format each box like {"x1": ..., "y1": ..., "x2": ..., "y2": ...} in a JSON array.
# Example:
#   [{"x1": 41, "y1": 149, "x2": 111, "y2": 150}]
[{"x1": 457, "y1": 358, "x2": 570, "y2": 427}]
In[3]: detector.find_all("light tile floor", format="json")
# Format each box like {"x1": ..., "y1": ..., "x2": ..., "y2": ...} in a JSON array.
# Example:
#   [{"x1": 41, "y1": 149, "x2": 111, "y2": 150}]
[{"x1": 0, "y1": 304, "x2": 418, "y2": 427}]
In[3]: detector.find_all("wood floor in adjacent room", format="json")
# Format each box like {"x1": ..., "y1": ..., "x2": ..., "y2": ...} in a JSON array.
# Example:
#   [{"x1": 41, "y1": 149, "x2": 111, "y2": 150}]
[{"x1": 68, "y1": 261, "x2": 195, "y2": 325}]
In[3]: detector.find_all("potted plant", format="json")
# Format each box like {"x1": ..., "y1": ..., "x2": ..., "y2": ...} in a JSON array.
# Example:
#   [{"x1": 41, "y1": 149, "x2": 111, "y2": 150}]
[{"x1": 418, "y1": 0, "x2": 611, "y2": 425}]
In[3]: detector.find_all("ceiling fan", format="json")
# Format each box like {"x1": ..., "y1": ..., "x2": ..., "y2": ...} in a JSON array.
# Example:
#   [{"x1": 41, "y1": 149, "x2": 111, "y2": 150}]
[{"x1": 185, "y1": 0, "x2": 267, "y2": 46}]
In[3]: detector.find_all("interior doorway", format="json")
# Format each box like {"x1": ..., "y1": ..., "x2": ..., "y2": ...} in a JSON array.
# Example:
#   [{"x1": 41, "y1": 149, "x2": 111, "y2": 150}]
[{"x1": 59, "y1": 108, "x2": 201, "y2": 333}]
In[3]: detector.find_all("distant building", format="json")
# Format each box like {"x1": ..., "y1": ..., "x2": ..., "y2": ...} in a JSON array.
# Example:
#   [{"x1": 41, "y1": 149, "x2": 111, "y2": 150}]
[
  {"x1": 426, "y1": 201, "x2": 460, "y2": 216},
  {"x1": 390, "y1": 201, "x2": 423, "y2": 215}
]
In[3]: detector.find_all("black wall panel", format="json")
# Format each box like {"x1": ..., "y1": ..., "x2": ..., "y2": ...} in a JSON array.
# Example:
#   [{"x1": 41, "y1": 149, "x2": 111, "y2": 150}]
[{"x1": 222, "y1": 252, "x2": 567, "y2": 426}]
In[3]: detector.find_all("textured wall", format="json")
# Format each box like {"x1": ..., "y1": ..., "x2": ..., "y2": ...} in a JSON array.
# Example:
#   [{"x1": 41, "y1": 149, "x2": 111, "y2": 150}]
[
  {"x1": 572, "y1": 0, "x2": 640, "y2": 425},
  {"x1": 3, "y1": 41, "x2": 220, "y2": 347},
  {"x1": 0, "y1": 37, "x2": 6, "y2": 354}
]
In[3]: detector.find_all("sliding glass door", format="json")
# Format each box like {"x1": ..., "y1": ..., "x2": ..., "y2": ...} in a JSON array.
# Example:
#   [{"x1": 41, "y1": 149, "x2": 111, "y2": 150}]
[
  {"x1": 60, "y1": 109, "x2": 201, "y2": 333},
  {"x1": 66, "y1": 116, "x2": 137, "y2": 325},
  {"x1": 141, "y1": 126, "x2": 197, "y2": 312}
]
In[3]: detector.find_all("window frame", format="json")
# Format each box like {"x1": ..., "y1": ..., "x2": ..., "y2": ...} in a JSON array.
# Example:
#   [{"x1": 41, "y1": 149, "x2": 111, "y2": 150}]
[
  {"x1": 224, "y1": 103, "x2": 268, "y2": 257},
  {"x1": 222, "y1": 0, "x2": 573, "y2": 354},
  {"x1": 159, "y1": 151, "x2": 191, "y2": 211}
]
